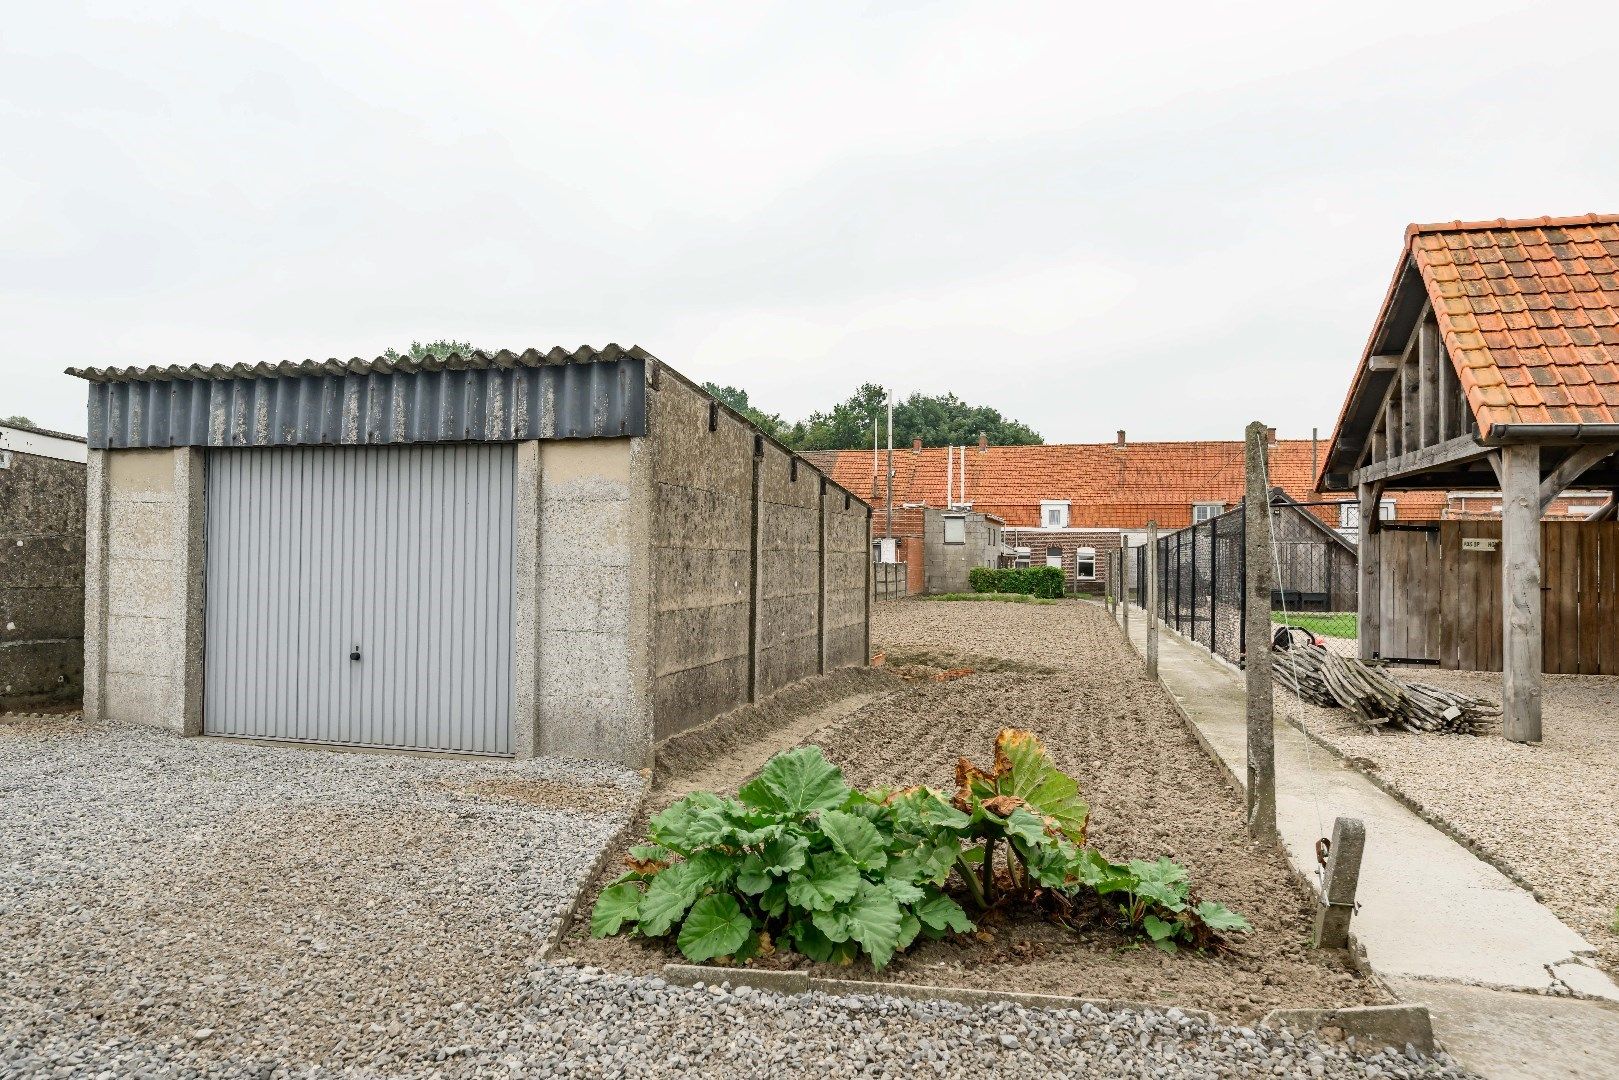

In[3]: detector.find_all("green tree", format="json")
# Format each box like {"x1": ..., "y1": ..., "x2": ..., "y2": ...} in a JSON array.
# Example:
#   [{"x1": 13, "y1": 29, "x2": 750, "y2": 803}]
[
  {"x1": 788, "y1": 384, "x2": 1042, "y2": 451},
  {"x1": 383, "y1": 339, "x2": 481, "y2": 362},
  {"x1": 1, "y1": 415, "x2": 35, "y2": 427},
  {"x1": 701, "y1": 382, "x2": 787, "y2": 441}
]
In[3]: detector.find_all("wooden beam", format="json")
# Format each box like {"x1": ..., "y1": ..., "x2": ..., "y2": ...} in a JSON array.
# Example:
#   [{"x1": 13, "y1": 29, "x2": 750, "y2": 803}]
[
  {"x1": 1385, "y1": 393, "x2": 1402, "y2": 458},
  {"x1": 1351, "y1": 432, "x2": 1490, "y2": 487},
  {"x1": 1485, "y1": 449, "x2": 1502, "y2": 485},
  {"x1": 1418, "y1": 318, "x2": 1442, "y2": 448},
  {"x1": 1539, "y1": 444, "x2": 1619, "y2": 514},
  {"x1": 1400, "y1": 352, "x2": 1421, "y2": 452},
  {"x1": 1368, "y1": 354, "x2": 1402, "y2": 372},
  {"x1": 1500, "y1": 444, "x2": 1542, "y2": 743},
  {"x1": 1357, "y1": 481, "x2": 1384, "y2": 661}
]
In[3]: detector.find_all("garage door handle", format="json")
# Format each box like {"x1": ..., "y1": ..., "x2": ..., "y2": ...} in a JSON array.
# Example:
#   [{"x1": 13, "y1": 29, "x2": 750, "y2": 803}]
[{"x1": 350, "y1": 645, "x2": 362, "y2": 662}]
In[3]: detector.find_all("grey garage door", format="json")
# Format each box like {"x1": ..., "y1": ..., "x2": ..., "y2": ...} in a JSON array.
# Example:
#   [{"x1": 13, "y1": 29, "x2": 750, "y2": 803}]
[{"x1": 204, "y1": 444, "x2": 515, "y2": 755}]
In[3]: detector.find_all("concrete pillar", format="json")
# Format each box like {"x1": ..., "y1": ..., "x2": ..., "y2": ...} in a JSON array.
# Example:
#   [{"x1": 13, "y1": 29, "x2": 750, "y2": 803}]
[
  {"x1": 1314, "y1": 816, "x2": 1366, "y2": 949},
  {"x1": 82, "y1": 449, "x2": 109, "y2": 721},
  {"x1": 1500, "y1": 443, "x2": 1543, "y2": 743},
  {"x1": 512, "y1": 440, "x2": 540, "y2": 758},
  {"x1": 1145, "y1": 523, "x2": 1158, "y2": 679},
  {"x1": 175, "y1": 448, "x2": 205, "y2": 737},
  {"x1": 747, "y1": 439, "x2": 764, "y2": 701},
  {"x1": 1243, "y1": 421, "x2": 1277, "y2": 843},
  {"x1": 817, "y1": 477, "x2": 828, "y2": 675}
]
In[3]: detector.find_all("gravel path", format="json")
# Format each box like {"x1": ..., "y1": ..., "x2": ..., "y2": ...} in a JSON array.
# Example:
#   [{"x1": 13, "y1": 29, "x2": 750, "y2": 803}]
[
  {"x1": 0, "y1": 716, "x2": 641, "y2": 1076},
  {"x1": 1275, "y1": 668, "x2": 1619, "y2": 979}
]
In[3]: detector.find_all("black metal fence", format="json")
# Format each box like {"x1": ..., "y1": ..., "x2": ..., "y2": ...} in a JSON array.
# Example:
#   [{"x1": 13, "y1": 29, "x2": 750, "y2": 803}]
[{"x1": 1131, "y1": 499, "x2": 1359, "y2": 667}]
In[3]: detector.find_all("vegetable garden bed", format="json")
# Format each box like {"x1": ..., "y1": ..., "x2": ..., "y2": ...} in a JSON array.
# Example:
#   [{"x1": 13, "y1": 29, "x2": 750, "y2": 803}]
[{"x1": 558, "y1": 600, "x2": 1388, "y2": 1021}]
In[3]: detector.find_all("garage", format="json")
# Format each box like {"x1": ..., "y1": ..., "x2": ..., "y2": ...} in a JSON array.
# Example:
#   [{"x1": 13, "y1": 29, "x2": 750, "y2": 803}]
[
  {"x1": 71, "y1": 346, "x2": 873, "y2": 766},
  {"x1": 203, "y1": 444, "x2": 515, "y2": 754}
]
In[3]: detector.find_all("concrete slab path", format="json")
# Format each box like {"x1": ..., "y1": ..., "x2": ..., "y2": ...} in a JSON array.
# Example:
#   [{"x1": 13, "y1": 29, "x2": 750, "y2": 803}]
[{"x1": 1117, "y1": 609, "x2": 1619, "y2": 1079}]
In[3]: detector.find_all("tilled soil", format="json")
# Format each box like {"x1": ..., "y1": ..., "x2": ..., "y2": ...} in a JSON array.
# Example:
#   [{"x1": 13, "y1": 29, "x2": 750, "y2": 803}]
[
  {"x1": 1277, "y1": 668, "x2": 1619, "y2": 979},
  {"x1": 567, "y1": 598, "x2": 1385, "y2": 1020}
]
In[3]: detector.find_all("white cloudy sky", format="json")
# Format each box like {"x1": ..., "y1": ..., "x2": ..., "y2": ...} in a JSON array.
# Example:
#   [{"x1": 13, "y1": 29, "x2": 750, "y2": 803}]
[{"x1": 3, "y1": 2, "x2": 1616, "y2": 441}]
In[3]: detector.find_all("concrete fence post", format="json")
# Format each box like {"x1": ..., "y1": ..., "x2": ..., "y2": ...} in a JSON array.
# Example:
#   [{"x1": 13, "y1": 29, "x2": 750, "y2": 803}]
[
  {"x1": 1313, "y1": 816, "x2": 1365, "y2": 949},
  {"x1": 1145, "y1": 523, "x2": 1158, "y2": 679},
  {"x1": 1243, "y1": 421, "x2": 1278, "y2": 843},
  {"x1": 1120, "y1": 537, "x2": 1130, "y2": 635}
]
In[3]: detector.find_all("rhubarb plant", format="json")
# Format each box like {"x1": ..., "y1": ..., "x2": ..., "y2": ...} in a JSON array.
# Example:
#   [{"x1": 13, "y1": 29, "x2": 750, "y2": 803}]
[{"x1": 591, "y1": 731, "x2": 1250, "y2": 969}]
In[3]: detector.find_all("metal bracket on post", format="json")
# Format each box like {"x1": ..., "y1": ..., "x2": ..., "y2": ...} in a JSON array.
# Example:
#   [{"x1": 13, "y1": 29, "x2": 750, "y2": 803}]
[{"x1": 1313, "y1": 816, "x2": 1365, "y2": 949}]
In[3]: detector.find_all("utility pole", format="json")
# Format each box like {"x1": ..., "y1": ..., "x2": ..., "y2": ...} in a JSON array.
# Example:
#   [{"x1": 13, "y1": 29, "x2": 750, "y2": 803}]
[
  {"x1": 1243, "y1": 421, "x2": 1278, "y2": 843},
  {"x1": 885, "y1": 388, "x2": 894, "y2": 540}
]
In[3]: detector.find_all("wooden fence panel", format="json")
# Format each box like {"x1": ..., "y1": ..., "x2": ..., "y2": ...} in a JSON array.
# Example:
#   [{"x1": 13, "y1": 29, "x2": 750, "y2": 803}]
[{"x1": 1371, "y1": 520, "x2": 1617, "y2": 674}]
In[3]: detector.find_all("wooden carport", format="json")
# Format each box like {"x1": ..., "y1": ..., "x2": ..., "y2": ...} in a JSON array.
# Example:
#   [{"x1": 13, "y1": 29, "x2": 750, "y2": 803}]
[{"x1": 1319, "y1": 214, "x2": 1619, "y2": 743}]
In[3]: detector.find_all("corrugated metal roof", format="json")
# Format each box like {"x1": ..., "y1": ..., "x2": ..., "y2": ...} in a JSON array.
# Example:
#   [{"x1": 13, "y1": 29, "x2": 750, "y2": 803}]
[
  {"x1": 66, "y1": 344, "x2": 650, "y2": 383},
  {"x1": 72, "y1": 346, "x2": 652, "y2": 449}
]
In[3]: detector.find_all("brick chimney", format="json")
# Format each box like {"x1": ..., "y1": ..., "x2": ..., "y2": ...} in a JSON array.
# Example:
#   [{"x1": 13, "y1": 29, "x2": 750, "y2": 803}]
[
  {"x1": 912, "y1": 437, "x2": 922, "y2": 453},
  {"x1": 1265, "y1": 426, "x2": 1277, "y2": 445},
  {"x1": 977, "y1": 433, "x2": 988, "y2": 452},
  {"x1": 1116, "y1": 429, "x2": 1126, "y2": 446}
]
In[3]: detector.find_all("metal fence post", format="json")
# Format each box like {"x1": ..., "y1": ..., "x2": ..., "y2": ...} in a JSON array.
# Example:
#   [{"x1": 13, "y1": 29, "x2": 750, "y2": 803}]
[
  {"x1": 1209, "y1": 520, "x2": 1218, "y2": 656},
  {"x1": 1121, "y1": 539, "x2": 1130, "y2": 635}
]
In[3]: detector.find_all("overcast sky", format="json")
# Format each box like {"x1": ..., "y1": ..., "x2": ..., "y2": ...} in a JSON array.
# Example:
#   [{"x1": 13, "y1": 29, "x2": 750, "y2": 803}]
[{"x1": 4, "y1": 2, "x2": 1616, "y2": 442}]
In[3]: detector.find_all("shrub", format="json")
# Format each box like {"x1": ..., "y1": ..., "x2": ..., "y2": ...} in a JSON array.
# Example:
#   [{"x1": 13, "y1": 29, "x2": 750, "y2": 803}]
[
  {"x1": 967, "y1": 565, "x2": 1065, "y2": 598},
  {"x1": 593, "y1": 731, "x2": 1250, "y2": 968}
]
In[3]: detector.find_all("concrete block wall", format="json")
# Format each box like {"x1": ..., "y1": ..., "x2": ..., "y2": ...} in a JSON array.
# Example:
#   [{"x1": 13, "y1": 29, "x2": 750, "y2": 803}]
[
  {"x1": 532, "y1": 438, "x2": 654, "y2": 764},
  {"x1": 823, "y1": 490, "x2": 870, "y2": 669},
  {"x1": 647, "y1": 375, "x2": 756, "y2": 738},
  {"x1": 755, "y1": 446, "x2": 823, "y2": 697},
  {"x1": 84, "y1": 448, "x2": 204, "y2": 732},
  {"x1": 0, "y1": 449, "x2": 86, "y2": 710}
]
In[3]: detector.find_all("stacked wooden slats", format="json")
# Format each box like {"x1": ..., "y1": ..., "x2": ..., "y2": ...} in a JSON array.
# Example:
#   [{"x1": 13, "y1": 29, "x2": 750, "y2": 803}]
[{"x1": 1270, "y1": 639, "x2": 1500, "y2": 734}]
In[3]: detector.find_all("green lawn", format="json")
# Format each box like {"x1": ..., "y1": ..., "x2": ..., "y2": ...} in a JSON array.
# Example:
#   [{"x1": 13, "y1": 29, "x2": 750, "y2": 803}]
[{"x1": 1271, "y1": 612, "x2": 1357, "y2": 639}]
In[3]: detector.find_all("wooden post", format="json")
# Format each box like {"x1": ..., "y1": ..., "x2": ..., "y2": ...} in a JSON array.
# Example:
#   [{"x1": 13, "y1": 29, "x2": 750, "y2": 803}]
[
  {"x1": 1145, "y1": 524, "x2": 1158, "y2": 679},
  {"x1": 1313, "y1": 816, "x2": 1365, "y2": 949},
  {"x1": 1243, "y1": 422, "x2": 1277, "y2": 843},
  {"x1": 1500, "y1": 443, "x2": 1543, "y2": 743},
  {"x1": 1356, "y1": 482, "x2": 1382, "y2": 661}
]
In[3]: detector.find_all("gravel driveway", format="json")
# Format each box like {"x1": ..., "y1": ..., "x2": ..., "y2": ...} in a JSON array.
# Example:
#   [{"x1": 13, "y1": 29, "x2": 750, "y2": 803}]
[{"x1": 0, "y1": 716, "x2": 641, "y2": 1076}]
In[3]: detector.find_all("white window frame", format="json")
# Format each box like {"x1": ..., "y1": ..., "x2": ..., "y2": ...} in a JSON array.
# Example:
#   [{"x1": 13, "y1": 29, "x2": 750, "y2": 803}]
[
  {"x1": 943, "y1": 514, "x2": 967, "y2": 545},
  {"x1": 1045, "y1": 545, "x2": 1064, "y2": 568},
  {"x1": 1192, "y1": 502, "x2": 1223, "y2": 524},
  {"x1": 1040, "y1": 500, "x2": 1070, "y2": 529},
  {"x1": 1338, "y1": 500, "x2": 1396, "y2": 530},
  {"x1": 1074, "y1": 547, "x2": 1097, "y2": 580}
]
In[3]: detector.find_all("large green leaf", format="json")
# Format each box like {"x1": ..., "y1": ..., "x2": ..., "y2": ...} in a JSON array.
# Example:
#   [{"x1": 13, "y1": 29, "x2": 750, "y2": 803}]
[
  {"x1": 684, "y1": 850, "x2": 738, "y2": 890},
  {"x1": 649, "y1": 792, "x2": 732, "y2": 853},
  {"x1": 676, "y1": 894, "x2": 754, "y2": 962},
  {"x1": 758, "y1": 833, "x2": 809, "y2": 876},
  {"x1": 736, "y1": 854, "x2": 772, "y2": 896},
  {"x1": 637, "y1": 862, "x2": 701, "y2": 937},
  {"x1": 738, "y1": 746, "x2": 851, "y2": 815},
  {"x1": 1000, "y1": 806, "x2": 1050, "y2": 847},
  {"x1": 785, "y1": 851, "x2": 860, "y2": 911},
  {"x1": 840, "y1": 880, "x2": 903, "y2": 968},
  {"x1": 1128, "y1": 858, "x2": 1190, "y2": 911},
  {"x1": 913, "y1": 891, "x2": 974, "y2": 934},
  {"x1": 1194, "y1": 900, "x2": 1252, "y2": 934},
  {"x1": 589, "y1": 883, "x2": 642, "y2": 937},
  {"x1": 992, "y1": 729, "x2": 1090, "y2": 843},
  {"x1": 819, "y1": 810, "x2": 888, "y2": 871}
]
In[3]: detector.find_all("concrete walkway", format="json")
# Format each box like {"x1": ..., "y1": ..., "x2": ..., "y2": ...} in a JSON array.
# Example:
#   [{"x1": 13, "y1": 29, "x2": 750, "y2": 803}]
[{"x1": 1117, "y1": 608, "x2": 1619, "y2": 1080}]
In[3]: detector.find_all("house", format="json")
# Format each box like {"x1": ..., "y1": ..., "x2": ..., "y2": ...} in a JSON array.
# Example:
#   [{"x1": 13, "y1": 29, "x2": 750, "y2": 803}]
[
  {"x1": 0, "y1": 420, "x2": 88, "y2": 711},
  {"x1": 70, "y1": 347, "x2": 871, "y2": 766},
  {"x1": 1317, "y1": 213, "x2": 1619, "y2": 742},
  {"x1": 922, "y1": 506, "x2": 1002, "y2": 594},
  {"x1": 807, "y1": 433, "x2": 1444, "y2": 595}
]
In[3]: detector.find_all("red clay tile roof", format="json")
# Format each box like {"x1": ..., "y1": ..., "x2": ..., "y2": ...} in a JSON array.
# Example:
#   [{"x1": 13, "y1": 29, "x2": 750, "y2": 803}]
[
  {"x1": 812, "y1": 442, "x2": 1446, "y2": 530},
  {"x1": 1410, "y1": 214, "x2": 1619, "y2": 436}
]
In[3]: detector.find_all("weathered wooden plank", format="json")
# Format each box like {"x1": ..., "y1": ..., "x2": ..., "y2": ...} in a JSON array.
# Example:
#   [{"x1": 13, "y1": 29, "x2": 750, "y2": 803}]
[
  {"x1": 1578, "y1": 524, "x2": 1601, "y2": 674},
  {"x1": 1418, "y1": 318, "x2": 1442, "y2": 449},
  {"x1": 1600, "y1": 524, "x2": 1619, "y2": 676},
  {"x1": 1422, "y1": 528, "x2": 1443, "y2": 662},
  {"x1": 1438, "y1": 522, "x2": 1460, "y2": 669},
  {"x1": 1357, "y1": 485, "x2": 1380, "y2": 660}
]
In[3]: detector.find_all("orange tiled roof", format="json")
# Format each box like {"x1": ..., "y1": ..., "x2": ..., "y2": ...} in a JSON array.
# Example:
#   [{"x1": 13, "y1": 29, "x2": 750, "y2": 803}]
[
  {"x1": 1410, "y1": 214, "x2": 1619, "y2": 436},
  {"x1": 812, "y1": 441, "x2": 1446, "y2": 530}
]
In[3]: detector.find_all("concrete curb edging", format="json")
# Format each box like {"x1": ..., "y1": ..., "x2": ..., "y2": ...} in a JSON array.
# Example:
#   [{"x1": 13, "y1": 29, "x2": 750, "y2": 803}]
[
  {"x1": 1260, "y1": 1004, "x2": 1436, "y2": 1054},
  {"x1": 662, "y1": 963, "x2": 1217, "y2": 1024},
  {"x1": 537, "y1": 778, "x2": 652, "y2": 960}
]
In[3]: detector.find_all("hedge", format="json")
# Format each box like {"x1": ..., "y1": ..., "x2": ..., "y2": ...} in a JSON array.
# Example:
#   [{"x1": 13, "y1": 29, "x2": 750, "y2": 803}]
[{"x1": 968, "y1": 564, "x2": 1065, "y2": 599}]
